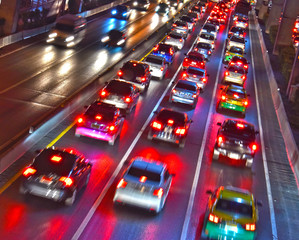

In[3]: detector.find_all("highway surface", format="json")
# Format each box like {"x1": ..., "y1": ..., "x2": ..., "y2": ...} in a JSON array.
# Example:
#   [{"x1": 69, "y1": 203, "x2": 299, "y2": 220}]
[{"x1": 0, "y1": 1, "x2": 298, "y2": 240}]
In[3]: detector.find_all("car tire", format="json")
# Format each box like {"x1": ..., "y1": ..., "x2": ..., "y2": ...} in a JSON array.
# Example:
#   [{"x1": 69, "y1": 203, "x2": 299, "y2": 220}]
[
  {"x1": 108, "y1": 136, "x2": 116, "y2": 146},
  {"x1": 65, "y1": 189, "x2": 77, "y2": 206},
  {"x1": 19, "y1": 185, "x2": 28, "y2": 195},
  {"x1": 85, "y1": 172, "x2": 91, "y2": 186},
  {"x1": 75, "y1": 133, "x2": 81, "y2": 137},
  {"x1": 147, "y1": 132, "x2": 153, "y2": 140},
  {"x1": 168, "y1": 96, "x2": 173, "y2": 103},
  {"x1": 212, "y1": 148, "x2": 219, "y2": 161},
  {"x1": 179, "y1": 139, "x2": 185, "y2": 148}
]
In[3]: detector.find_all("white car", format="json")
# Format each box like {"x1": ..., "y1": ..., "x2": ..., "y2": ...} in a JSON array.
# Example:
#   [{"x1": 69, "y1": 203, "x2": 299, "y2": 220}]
[
  {"x1": 227, "y1": 35, "x2": 246, "y2": 51},
  {"x1": 164, "y1": 31, "x2": 185, "y2": 50},
  {"x1": 223, "y1": 65, "x2": 247, "y2": 86},
  {"x1": 197, "y1": 32, "x2": 216, "y2": 49},
  {"x1": 200, "y1": 23, "x2": 218, "y2": 39},
  {"x1": 180, "y1": 15, "x2": 196, "y2": 32},
  {"x1": 172, "y1": 20, "x2": 189, "y2": 38},
  {"x1": 182, "y1": 66, "x2": 209, "y2": 91},
  {"x1": 113, "y1": 157, "x2": 173, "y2": 214},
  {"x1": 143, "y1": 55, "x2": 168, "y2": 80}
]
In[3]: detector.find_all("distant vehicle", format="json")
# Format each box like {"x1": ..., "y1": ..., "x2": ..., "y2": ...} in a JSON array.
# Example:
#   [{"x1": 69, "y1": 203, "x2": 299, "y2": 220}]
[
  {"x1": 228, "y1": 26, "x2": 246, "y2": 38},
  {"x1": 212, "y1": 119, "x2": 259, "y2": 168},
  {"x1": 111, "y1": 5, "x2": 131, "y2": 20},
  {"x1": 187, "y1": 11, "x2": 200, "y2": 21},
  {"x1": 99, "y1": 79, "x2": 140, "y2": 114},
  {"x1": 172, "y1": 20, "x2": 189, "y2": 38},
  {"x1": 20, "y1": 147, "x2": 92, "y2": 206},
  {"x1": 75, "y1": 101, "x2": 125, "y2": 145},
  {"x1": 151, "y1": 43, "x2": 176, "y2": 63},
  {"x1": 182, "y1": 51, "x2": 205, "y2": 69},
  {"x1": 223, "y1": 46, "x2": 245, "y2": 64},
  {"x1": 47, "y1": 14, "x2": 86, "y2": 47},
  {"x1": 155, "y1": 2, "x2": 170, "y2": 15},
  {"x1": 133, "y1": 0, "x2": 150, "y2": 11},
  {"x1": 143, "y1": 55, "x2": 168, "y2": 80},
  {"x1": 200, "y1": 23, "x2": 218, "y2": 39},
  {"x1": 113, "y1": 157, "x2": 173, "y2": 214},
  {"x1": 228, "y1": 55, "x2": 250, "y2": 73},
  {"x1": 233, "y1": 17, "x2": 248, "y2": 29},
  {"x1": 101, "y1": 29, "x2": 127, "y2": 47},
  {"x1": 169, "y1": 79, "x2": 201, "y2": 108},
  {"x1": 117, "y1": 60, "x2": 152, "y2": 92},
  {"x1": 164, "y1": 31, "x2": 185, "y2": 50},
  {"x1": 202, "y1": 186, "x2": 261, "y2": 240},
  {"x1": 148, "y1": 108, "x2": 192, "y2": 148},
  {"x1": 193, "y1": 42, "x2": 213, "y2": 61}
]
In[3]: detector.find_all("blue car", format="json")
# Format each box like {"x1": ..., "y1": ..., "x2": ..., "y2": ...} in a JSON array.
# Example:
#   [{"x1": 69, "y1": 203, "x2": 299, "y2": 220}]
[
  {"x1": 151, "y1": 43, "x2": 176, "y2": 63},
  {"x1": 111, "y1": 5, "x2": 131, "y2": 20}
]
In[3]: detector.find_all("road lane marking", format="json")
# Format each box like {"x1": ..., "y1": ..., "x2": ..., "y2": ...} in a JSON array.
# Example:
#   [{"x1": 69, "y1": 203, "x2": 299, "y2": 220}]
[
  {"x1": 46, "y1": 121, "x2": 76, "y2": 148},
  {"x1": 249, "y1": 14, "x2": 278, "y2": 240},
  {"x1": 180, "y1": 14, "x2": 232, "y2": 240}
]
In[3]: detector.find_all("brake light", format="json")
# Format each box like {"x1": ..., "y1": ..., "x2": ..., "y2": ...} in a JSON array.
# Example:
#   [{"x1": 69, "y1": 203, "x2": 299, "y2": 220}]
[
  {"x1": 182, "y1": 73, "x2": 187, "y2": 78},
  {"x1": 51, "y1": 155, "x2": 62, "y2": 162},
  {"x1": 241, "y1": 75, "x2": 246, "y2": 80},
  {"x1": 237, "y1": 61, "x2": 242, "y2": 65},
  {"x1": 95, "y1": 115, "x2": 102, "y2": 120},
  {"x1": 237, "y1": 123, "x2": 245, "y2": 128},
  {"x1": 250, "y1": 143, "x2": 257, "y2": 152},
  {"x1": 179, "y1": 39, "x2": 183, "y2": 42},
  {"x1": 221, "y1": 95, "x2": 227, "y2": 101},
  {"x1": 208, "y1": 213, "x2": 219, "y2": 223},
  {"x1": 243, "y1": 100, "x2": 249, "y2": 106},
  {"x1": 183, "y1": 26, "x2": 187, "y2": 29},
  {"x1": 117, "y1": 178, "x2": 127, "y2": 188},
  {"x1": 184, "y1": 58, "x2": 189, "y2": 62},
  {"x1": 23, "y1": 167, "x2": 36, "y2": 177},
  {"x1": 225, "y1": 71, "x2": 229, "y2": 76},
  {"x1": 194, "y1": 48, "x2": 198, "y2": 51},
  {"x1": 173, "y1": 24, "x2": 177, "y2": 27},
  {"x1": 202, "y1": 77, "x2": 207, "y2": 83},
  {"x1": 117, "y1": 70, "x2": 123, "y2": 76},
  {"x1": 160, "y1": 67, "x2": 164, "y2": 71},
  {"x1": 170, "y1": 48, "x2": 174, "y2": 55},
  {"x1": 139, "y1": 176, "x2": 147, "y2": 183},
  {"x1": 217, "y1": 136, "x2": 224, "y2": 145},
  {"x1": 152, "y1": 121, "x2": 162, "y2": 130},
  {"x1": 100, "y1": 90, "x2": 107, "y2": 97},
  {"x1": 153, "y1": 188, "x2": 164, "y2": 199},
  {"x1": 167, "y1": 36, "x2": 170, "y2": 39},
  {"x1": 175, "y1": 127, "x2": 186, "y2": 135},
  {"x1": 233, "y1": 94, "x2": 239, "y2": 98},
  {"x1": 124, "y1": 97, "x2": 132, "y2": 103},
  {"x1": 245, "y1": 223, "x2": 256, "y2": 231},
  {"x1": 109, "y1": 125, "x2": 115, "y2": 132},
  {"x1": 208, "y1": 50, "x2": 211, "y2": 54},
  {"x1": 168, "y1": 119, "x2": 174, "y2": 125},
  {"x1": 192, "y1": 94, "x2": 197, "y2": 98},
  {"x1": 77, "y1": 117, "x2": 84, "y2": 124},
  {"x1": 59, "y1": 177, "x2": 73, "y2": 187},
  {"x1": 153, "y1": 45, "x2": 159, "y2": 51},
  {"x1": 172, "y1": 89, "x2": 177, "y2": 93},
  {"x1": 244, "y1": 65, "x2": 248, "y2": 69},
  {"x1": 193, "y1": 75, "x2": 197, "y2": 78},
  {"x1": 141, "y1": 77, "x2": 146, "y2": 82}
]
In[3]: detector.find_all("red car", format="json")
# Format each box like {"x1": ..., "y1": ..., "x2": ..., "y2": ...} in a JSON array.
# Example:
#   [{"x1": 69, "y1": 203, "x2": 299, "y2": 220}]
[
  {"x1": 228, "y1": 56, "x2": 250, "y2": 73},
  {"x1": 182, "y1": 51, "x2": 205, "y2": 69}
]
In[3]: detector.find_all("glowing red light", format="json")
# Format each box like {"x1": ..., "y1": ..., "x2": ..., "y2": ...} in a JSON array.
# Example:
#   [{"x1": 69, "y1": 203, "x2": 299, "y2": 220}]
[
  {"x1": 109, "y1": 125, "x2": 115, "y2": 131},
  {"x1": 168, "y1": 119, "x2": 174, "y2": 125},
  {"x1": 117, "y1": 70, "x2": 123, "y2": 76},
  {"x1": 208, "y1": 213, "x2": 219, "y2": 223},
  {"x1": 95, "y1": 115, "x2": 102, "y2": 120},
  {"x1": 23, "y1": 167, "x2": 36, "y2": 177},
  {"x1": 117, "y1": 179, "x2": 127, "y2": 188},
  {"x1": 237, "y1": 123, "x2": 245, "y2": 128},
  {"x1": 59, "y1": 177, "x2": 73, "y2": 187},
  {"x1": 153, "y1": 188, "x2": 164, "y2": 199},
  {"x1": 152, "y1": 121, "x2": 162, "y2": 130},
  {"x1": 77, "y1": 117, "x2": 84, "y2": 123},
  {"x1": 245, "y1": 223, "x2": 256, "y2": 231},
  {"x1": 100, "y1": 90, "x2": 107, "y2": 97},
  {"x1": 51, "y1": 155, "x2": 62, "y2": 162},
  {"x1": 139, "y1": 176, "x2": 147, "y2": 183},
  {"x1": 175, "y1": 128, "x2": 186, "y2": 135},
  {"x1": 225, "y1": 71, "x2": 229, "y2": 76},
  {"x1": 125, "y1": 97, "x2": 132, "y2": 103},
  {"x1": 217, "y1": 136, "x2": 224, "y2": 145}
]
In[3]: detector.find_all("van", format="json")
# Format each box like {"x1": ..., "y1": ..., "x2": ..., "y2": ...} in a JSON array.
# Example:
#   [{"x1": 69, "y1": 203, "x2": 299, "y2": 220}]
[{"x1": 47, "y1": 14, "x2": 86, "y2": 47}]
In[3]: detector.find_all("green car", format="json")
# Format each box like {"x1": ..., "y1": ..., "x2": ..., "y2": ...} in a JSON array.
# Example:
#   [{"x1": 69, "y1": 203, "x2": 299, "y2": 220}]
[
  {"x1": 223, "y1": 46, "x2": 244, "y2": 64},
  {"x1": 202, "y1": 186, "x2": 261, "y2": 240},
  {"x1": 217, "y1": 84, "x2": 249, "y2": 118}
]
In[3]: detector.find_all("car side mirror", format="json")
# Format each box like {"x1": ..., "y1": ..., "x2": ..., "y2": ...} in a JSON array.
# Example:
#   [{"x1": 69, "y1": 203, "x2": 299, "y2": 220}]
[
  {"x1": 256, "y1": 200, "x2": 263, "y2": 207},
  {"x1": 247, "y1": 94, "x2": 250, "y2": 97},
  {"x1": 153, "y1": 110, "x2": 158, "y2": 114},
  {"x1": 255, "y1": 130, "x2": 259, "y2": 135},
  {"x1": 206, "y1": 190, "x2": 213, "y2": 195},
  {"x1": 84, "y1": 105, "x2": 88, "y2": 109},
  {"x1": 189, "y1": 119, "x2": 193, "y2": 123},
  {"x1": 217, "y1": 122, "x2": 222, "y2": 126}
]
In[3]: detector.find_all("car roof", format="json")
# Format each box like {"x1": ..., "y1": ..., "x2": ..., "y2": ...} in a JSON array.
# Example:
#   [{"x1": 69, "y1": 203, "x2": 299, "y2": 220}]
[
  {"x1": 219, "y1": 186, "x2": 253, "y2": 205},
  {"x1": 131, "y1": 157, "x2": 166, "y2": 174}
]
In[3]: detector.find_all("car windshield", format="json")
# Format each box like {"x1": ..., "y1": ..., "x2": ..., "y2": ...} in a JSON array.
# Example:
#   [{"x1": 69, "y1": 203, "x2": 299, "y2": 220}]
[
  {"x1": 54, "y1": 23, "x2": 74, "y2": 33},
  {"x1": 85, "y1": 103, "x2": 115, "y2": 122},
  {"x1": 169, "y1": 33, "x2": 182, "y2": 39},
  {"x1": 187, "y1": 68, "x2": 204, "y2": 76},
  {"x1": 157, "y1": 44, "x2": 171, "y2": 52},
  {"x1": 174, "y1": 21, "x2": 186, "y2": 27},
  {"x1": 229, "y1": 47, "x2": 243, "y2": 54},
  {"x1": 200, "y1": 33, "x2": 214, "y2": 40},
  {"x1": 122, "y1": 62, "x2": 145, "y2": 76},
  {"x1": 32, "y1": 149, "x2": 76, "y2": 176},
  {"x1": 228, "y1": 66, "x2": 245, "y2": 74},
  {"x1": 127, "y1": 166, "x2": 161, "y2": 183},
  {"x1": 215, "y1": 199, "x2": 253, "y2": 218},
  {"x1": 231, "y1": 36, "x2": 245, "y2": 43},
  {"x1": 181, "y1": 16, "x2": 193, "y2": 22},
  {"x1": 157, "y1": 110, "x2": 185, "y2": 125},
  {"x1": 176, "y1": 81, "x2": 197, "y2": 91},
  {"x1": 106, "y1": 80, "x2": 132, "y2": 95},
  {"x1": 203, "y1": 25, "x2": 216, "y2": 32},
  {"x1": 226, "y1": 89, "x2": 246, "y2": 98},
  {"x1": 145, "y1": 56, "x2": 163, "y2": 65},
  {"x1": 196, "y1": 42, "x2": 211, "y2": 50},
  {"x1": 188, "y1": 54, "x2": 203, "y2": 61},
  {"x1": 159, "y1": 3, "x2": 168, "y2": 8},
  {"x1": 116, "y1": 5, "x2": 127, "y2": 11},
  {"x1": 222, "y1": 120, "x2": 255, "y2": 140}
]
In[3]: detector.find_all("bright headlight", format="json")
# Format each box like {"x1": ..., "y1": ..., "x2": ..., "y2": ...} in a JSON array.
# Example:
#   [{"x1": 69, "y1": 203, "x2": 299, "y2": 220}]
[
  {"x1": 111, "y1": 10, "x2": 117, "y2": 15},
  {"x1": 65, "y1": 36, "x2": 74, "y2": 42},
  {"x1": 101, "y1": 36, "x2": 110, "y2": 42},
  {"x1": 49, "y1": 32, "x2": 57, "y2": 38},
  {"x1": 133, "y1": 2, "x2": 137, "y2": 6},
  {"x1": 156, "y1": 6, "x2": 160, "y2": 11},
  {"x1": 117, "y1": 39, "x2": 125, "y2": 45}
]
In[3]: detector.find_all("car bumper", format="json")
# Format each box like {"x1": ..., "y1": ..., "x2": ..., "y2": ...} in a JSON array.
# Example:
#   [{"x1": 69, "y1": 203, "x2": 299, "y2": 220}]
[
  {"x1": 150, "y1": 68, "x2": 164, "y2": 78},
  {"x1": 149, "y1": 130, "x2": 184, "y2": 144},
  {"x1": 101, "y1": 99, "x2": 129, "y2": 109},
  {"x1": 214, "y1": 147, "x2": 253, "y2": 167},
  {"x1": 75, "y1": 127, "x2": 114, "y2": 142},
  {"x1": 224, "y1": 76, "x2": 244, "y2": 85},
  {"x1": 220, "y1": 102, "x2": 246, "y2": 112},
  {"x1": 171, "y1": 94, "x2": 195, "y2": 105}
]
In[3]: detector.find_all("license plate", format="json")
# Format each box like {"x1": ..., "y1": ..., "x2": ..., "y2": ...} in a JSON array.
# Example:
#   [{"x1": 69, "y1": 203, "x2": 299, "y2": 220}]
[
  {"x1": 229, "y1": 152, "x2": 240, "y2": 159},
  {"x1": 40, "y1": 176, "x2": 52, "y2": 184},
  {"x1": 192, "y1": 61, "x2": 196, "y2": 65},
  {"x1": 160, "y1": 51, "x2": 165, "y2": 55},
  {"x1": 91, "y1": 123, "x2": 100, "y2": 129}
]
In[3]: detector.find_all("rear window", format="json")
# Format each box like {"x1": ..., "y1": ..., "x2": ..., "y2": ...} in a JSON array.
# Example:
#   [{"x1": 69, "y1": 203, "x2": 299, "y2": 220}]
[
  {"x1": 86, "y1": 104, "x2": 115, "y2": 122},
  {"x1": 168, "y1": 33, "x2": 182, "y2": 39},
  {"x1": 200, "y1": 33, "x2": 214, "y2": 40},
  {"x1": 215, "y1": 199, "x2": 253, "y2": 218},
  {"x1": 145, "y1": 56, "x2": 163, "y2": 65},
  {"x1": 188, "y1": 54, "x2": 204, "y2": 61},
  {"x1": 55, "y1": 23, "x2": 74, "y2": 32},
  {"x1": 157, "y1": 110, "x2": 185, "y2": 125},
  {"x1": 181, "y1": 16, "x2": 193, "y2": 23},
  {"x1": 196, "y1": 42, "x2": 211, "y2": 49},
  {"x1": 157, "y1": 44, "x2": 171, "y2": 52},
  {"x1": 106, "y1": 80, "x2": 132, "y2": 95},
  {"x1": 231, "y1": 36, "x2": 245, "y2": 43},
  {"x1": 174, "y1": 21, "x2": 186, "y2": 27},
  {"x1": 176, "y1": 81, "x2": 197, "y2": 91},
  {"x1": 226, "y1": 89, "x2": 246, "y2": 98},
  {"x1": 229, "y1": 47, "x2": 243, "y2": 54},
  {"x1": 187, "y1": 68, "x2": 204, "y2": 76},
  {"x1": 32, "y1": 149, "x2": 76, "y2": 176},
  {"x1": 228, "y1": 66, "x2": 245, "y2": 74},
  {"x1": 127, "y1": 166, "x2": 161, "y2": 183},
  {"x1": 203, "y1": 25, "x2": 216, "y2": 32},
  {"x1": 123, "y1": 62, "x2": 145, "y2": 76},
  {"x1": 222, "y1": 120, "x2": 255, "y2": 140}
]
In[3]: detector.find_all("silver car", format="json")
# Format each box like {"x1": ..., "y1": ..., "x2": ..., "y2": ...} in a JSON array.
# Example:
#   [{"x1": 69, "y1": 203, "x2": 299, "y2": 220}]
[
  {"x1": 180, "y1": 15, "x2": 196, "y2": 32},
  {"x1": 193, "y1": 42, "x2": 213, "y2": 61},
  {"x1": 200, "y1": 23, "x2": 218, "y2": 39},
  {"x1": 182, "y1": 66, "x2": 209, "y2": 91},
  {"x1": 143, "y1": 55, "x2": 168, "y2": 80},
  {"x1": 169, "y1": 79, "x2": 200, "y2": 108},
  {"x1": 113, "y1": 157, "x2": 173, "y2": 214},
  {"x1": 197, "y1": 32, "x2": 215, "y2": 49},
  {"x1": 223, "y1": 65, "x2": 247, "y2": 86},
  {"x1": 172, "y1": 20, "x2": 189, "y2": 38},
  {"x1": 164, "y1": 31, "x2": 185, "y2": 50},
  {"x1": 226, "y1": 35, "x2": 246, "y2": 51}
]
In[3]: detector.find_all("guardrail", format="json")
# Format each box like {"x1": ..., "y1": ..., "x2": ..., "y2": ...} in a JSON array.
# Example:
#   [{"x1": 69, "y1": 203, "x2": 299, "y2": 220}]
[{"x1": 252, "y1": 10, "x2": 299, "y2": 185}]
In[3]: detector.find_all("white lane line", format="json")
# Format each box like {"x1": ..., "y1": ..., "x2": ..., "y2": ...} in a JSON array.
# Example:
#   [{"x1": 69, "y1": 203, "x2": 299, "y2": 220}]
[
  {"x1": 180, "y1": 19, "x2": 232, "y2": 240},
  {"x1": 249, "y1": 14, "x2": 278, "y2": 240}
]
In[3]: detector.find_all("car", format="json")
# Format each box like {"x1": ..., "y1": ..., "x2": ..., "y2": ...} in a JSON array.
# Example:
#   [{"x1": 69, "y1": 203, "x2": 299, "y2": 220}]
[
  {"x1": 233, "y1": 17, "x2": 248, "y2": 29},
  {"x1": 101, "y1": 29, "x2": 127, "y2": 47},
  {"x1": 180, "y1": 15, "x2": 196, "y2": 32},
  {"x1": 212, "y1": 119, "x2": 259, "y2": 168},
  {"x1": 20, "y1": 147, "x2": 92, "y2": 206},
  {"x1": 148, "y1": 108, "x2": 192, "y2": 148},
  {"x1": 228, "y1": 26, "x2": 246, "y2": 38},
  {"x1": 172, "y1": 20, "x2": 189, "y2": 38},
  {"x1": 228, "y1": 55, "x2": 250, "y2": 73},
  {"x1": 133, "y1": 0, "x2": 150, "y2": 10},
  {"x1": 223, "y1": 46, "x2": 245, "y2": 64},
  {"x1": 155, "y1": 2, "x2": 170, "y2": 15},
  {"x1": 193, "y1": 42, "x2": 213, "y2": 61},
  {"x1": 113, "y1": 157, "x2": 173, "y2": 214},
  {"x1": 227, "y1": 35, "x2": 246, "y2": 51},
  {"x1": 169, "y1": 79, "x2": 201, "y2": 108},
  {"x1": 196, "y1": 1, "x2": 207, "y2": 13},
  {"x1": 223, "y1": 65, "x2": 247, "y2": 86},
  {"x1": 117, "y1": 60, "x2": 151, "y2": 92},
  {"x1": 197, "y1": 32, "x2": 216, "y2": 49},
  {"x1": 217, "y1": 84, "x2": 249, "y2": 118},
  {"x1": 209, "y1": 11, "x2": 224, "y2": 25},
  {"x1": 200, "y1": 23, "x2": 218, "y2": 39},
  {"x1": 164, "y1": 31, "x2": 185, "y2": 50},
  {"x1": 206, "y1": 18, "x2": 220, "y2": 31},
  {"x1": 151, "y1": 43, "x2": 176, "y2": 63},
  {"x1": 99, "y1": 79, "x2": 140, "y2": 113},
  {"x1": 233, "y1": 13, "x2": 248, "y2": 22},
  {"x1": 143, "y1": 54, "x2": 168, "y2": 80},
  {"x1": 182, "y1": 66, "x2": 208, "y2": 91},
  {"x1": 75, "y1": 101, "x2": 125, "y2": 145},
  {"x1": 293, "y1": 36, "x2": 299, "y2": 48},
  {"x1": 182, "y1": 51, "x2": 205, "y2": 69},
  {"x1": 187, "y1": 11, "x2": 200, "y2": 21},
  {"x1": 167, "y1": 0, "x2": 180, "y2": 8},
  {"x1": 202, "y1": 186, "x2": 260, "y2": 240},
  {"x1": 190, "y1": 5, "x2": 203, "y2": 15},
  {"x1": 111, "y1": 5, "x2": 131, "y2": 20}
]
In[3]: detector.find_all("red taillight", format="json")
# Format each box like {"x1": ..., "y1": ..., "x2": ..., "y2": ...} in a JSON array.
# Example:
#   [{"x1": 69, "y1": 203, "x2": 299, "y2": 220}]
[
  {"x1": 95, "y1": 115, "x2": 102, "y2": 120},
  {"x1": 194, "y1": 48, "x2": 198, "y2": 51},
  {"x1": 221, "y1": 95, "x2": 227, "y2": 101},
  {"x1": 251, "y1": 143, "x2": 257, "y2": 152},
  {"x1": 160, "y1": 67, "x2": 164, "y2": 71},
  {"x1": 51, "y1": 155, "x2": 62, "y2": 162},
  {"x1": 170, "y1": 49, "x2": 174, "y2": 55},
  {"x1": 141, "y1": 77, "x2": 146, "y2": 82},
  {"x1": 182, "y1": 73, "x2": 187, "y2": 78},
  {"x1": 225, "y1": 71, "x2": 229, "y2": 76},
  {"x1": 202, "y1": 77, "x2": 207, "y2": 83},
  {"x1": 237, "y1": 123, "x2": 245, "y2": 128},
  {"x1": 245, "y1": 223, "x2": 256, "y2": 231},
  {"x1": 167, "y1": 36, "x2": 170, "y2": 39},
  {"x1": 117, "y1": 70, "x2": 123, "y2": 76},
  {"x1": 168, "y1": 119, "x2": 174, "y2": 125},
  {"x1": 242, "y1": 75, "x2": 246, "y2": 80},
  {"x1": 208, "y1": 50, "x2": 211, "y2": 54},
  {"x1": 153, "y1": 188, "x2": 164, "y2": 199},
  {"x1": 100, "y1": 90, "x2": 107, "y2": 97},
  {"x1": 109, "y1": 125, "x2": 115, "y2": 132},
  {"x1": 172, "y1": 24, "x2": 177, "y2": 27},
  {"x1": 175, "y1": 127, "x2": 186, "y2": 135},
  {"x1": 23, "y1": 167, "x2": 36, "y2": 177},
  {"x1": 179, "y1": 39, "x2": 183, "y2": 42},
  {"x1": 117, "y1": 178, "x2": 127, "y2": 188},
  {"x1": 183, "y1": 26, "x2": 187, "y2": 29},
  {"x1": 208, "y1": 213, "x2": 219, "y2": 223},
  {"x1": 153, "y1": 45, "x2": 159, "y2": 51},
  {"x1": 77, "y1": 117, "x2": 84, "y2": 124},
  {"x1": 233, "y1": 94, "x2": 239, "y2": 98},
  {"x1": 59, "y1": 177, "x2": 73, "y2": 187},
  {"x1": 217, "y1": 136, "x2": 224, "y2": 145},
  {"x1": 172, "y1": 89, "x2": 177, "y2": 93},
  {"x1": 184, "y1": 58, "x2": 189, "y2": 62},
  {"x1": 124, "y1": 97, "x2": 132, "y2": 103},
  {"x1": 244, "y1": 65, "x2": 248, "y2": 69},
  {"x1": 243, "y1": 100, "x2": 249, "y2": 106},
  {"x1": 152, "y1": 121, "x2": 162, "y2": 130},
  {"x1": 139, "y1": 176, "x2": 147, "y2": 183}
]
